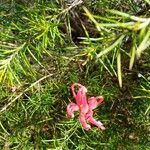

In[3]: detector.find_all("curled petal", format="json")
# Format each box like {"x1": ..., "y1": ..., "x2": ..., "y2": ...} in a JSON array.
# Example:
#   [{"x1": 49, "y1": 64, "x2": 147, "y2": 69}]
[
  {"x1": 67, "y1": 102, "x2": 79, "y2": 118},
  {"x1": 85, "y1": 109, "x2": 105, "y2": 130},
  {"x1": 87, "y1": 116, "x2": 105, "y2": 130},
  {"x1": 96, "y1": 96, "x2": 104, "y2": 105},
  {"x1": 71, "y1": 83, "x2": 87, "y2": 106},
  {"x1": 79, "y1": 113, "x2": 91, "y2": 130}
]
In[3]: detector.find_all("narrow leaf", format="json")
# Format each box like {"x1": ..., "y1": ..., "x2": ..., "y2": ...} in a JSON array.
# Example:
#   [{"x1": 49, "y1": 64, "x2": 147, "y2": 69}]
[
  {"x1": 129, "y1": 36, "x2": 136, "y2": 70},
  {"x1": 83, "y1": 6, "x2": 101, "y2": 31},
  {"x1": 136, "y1": 28, "x2": 150, "y2": 58},
  {"x1": 99, "y1": 59, "x2": 113, "y2": 76},
  {"x1": 144, "y1": 0, "x2": 150, "y2": 5},
  {"x1": 97, "y1": 35, "x2": 125, "y2": 58},
  {"x1": 117, "y1": 48, "x2": 122, "y2": 88}
]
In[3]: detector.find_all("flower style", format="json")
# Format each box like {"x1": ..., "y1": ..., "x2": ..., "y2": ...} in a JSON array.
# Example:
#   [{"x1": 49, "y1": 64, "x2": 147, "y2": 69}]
[{"x1": 67, "y1": 83, "x2": 105, "y2": 130}]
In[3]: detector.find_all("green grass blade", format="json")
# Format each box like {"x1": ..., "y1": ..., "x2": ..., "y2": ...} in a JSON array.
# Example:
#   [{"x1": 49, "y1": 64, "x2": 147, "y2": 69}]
[
  {"x1": 0, "y1": 69, "x2": 6, "y2": 83},
  {"x1": 145, "y1": 106, "x2": 150, "y2": 115}
]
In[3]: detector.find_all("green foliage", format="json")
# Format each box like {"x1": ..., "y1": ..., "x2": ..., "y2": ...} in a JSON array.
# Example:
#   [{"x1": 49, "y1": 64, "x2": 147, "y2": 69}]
[
  {"x1": 0, "y1": 0, "x2": 150, "y2": 149},
  {"x1": 0, "y1": 1, "x2": 64, "y2": 85},
  {"x1": 0, "y1": 72, "x2": 149, "y2": 149},
  {"x1": 81, "y1": 5, "x2": 150, "y2": 87}
]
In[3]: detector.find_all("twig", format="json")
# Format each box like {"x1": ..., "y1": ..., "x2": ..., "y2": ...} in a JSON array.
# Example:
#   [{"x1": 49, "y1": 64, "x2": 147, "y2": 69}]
[
  {"x1": 0, "y1": 74, "x2": 53, "y2": 113},
  {"x1": 60, "y1": 0, "x2": 83, "y2": 15}
]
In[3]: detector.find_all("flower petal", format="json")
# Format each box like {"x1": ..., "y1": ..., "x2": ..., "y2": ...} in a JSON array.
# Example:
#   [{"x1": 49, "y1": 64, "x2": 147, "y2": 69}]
[
  {"x1": 79, "y1": 112, "x2": 91, "y2": 130},
  {"x1": 87, "y1": 116, "x2": 105, "y2": 130},
  {"x1": 88, "y1": 96, "x2": 104, "y2": 109},
  {"x1": 67, "y1": 102, "x2": 79, "y2": 118},
  {"x1": 71, "y1": 83, "x2": 87, "y2": 106}
]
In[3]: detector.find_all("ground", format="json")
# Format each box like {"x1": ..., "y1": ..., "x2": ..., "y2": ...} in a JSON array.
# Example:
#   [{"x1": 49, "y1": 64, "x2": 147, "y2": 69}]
[{"x1": 0, "y1": 0, "x2": 150, "y2": 150}]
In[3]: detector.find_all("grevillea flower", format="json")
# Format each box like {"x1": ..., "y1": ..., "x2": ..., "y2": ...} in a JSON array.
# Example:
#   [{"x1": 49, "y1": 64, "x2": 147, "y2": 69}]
[{"x1": 67, "y1": 83, "x2": 105, "y2": 130}]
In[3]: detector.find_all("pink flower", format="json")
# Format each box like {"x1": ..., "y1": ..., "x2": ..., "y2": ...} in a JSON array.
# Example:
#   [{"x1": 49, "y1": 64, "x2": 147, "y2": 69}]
[{"x1": 67, "y1": 83, "x2": 105, "y2": 130}]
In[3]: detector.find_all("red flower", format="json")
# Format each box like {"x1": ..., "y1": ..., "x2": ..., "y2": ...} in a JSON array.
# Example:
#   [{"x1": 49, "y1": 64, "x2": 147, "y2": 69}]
[{"x1": 67, "y1": 83, "x2": 105, "y2": 130}]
